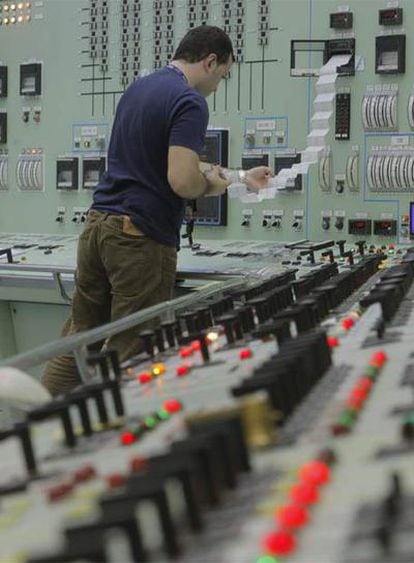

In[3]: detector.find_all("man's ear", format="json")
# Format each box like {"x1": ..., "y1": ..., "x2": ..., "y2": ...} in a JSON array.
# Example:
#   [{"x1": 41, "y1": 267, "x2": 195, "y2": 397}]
[{"x1": 203, "y1": 53, "x2": 218, "y2": 71}]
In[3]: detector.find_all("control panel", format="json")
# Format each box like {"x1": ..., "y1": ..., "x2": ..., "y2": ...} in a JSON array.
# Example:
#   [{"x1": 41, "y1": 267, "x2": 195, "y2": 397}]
[
  {"x1": 1, "y1": 239, "x2": 414, "y2": 562},
  {"x1": 0, "y1": 0, "x2": 413, "y2": 246}
]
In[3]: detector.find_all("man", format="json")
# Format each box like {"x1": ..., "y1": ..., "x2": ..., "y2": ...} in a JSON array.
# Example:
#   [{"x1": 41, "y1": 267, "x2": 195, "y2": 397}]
[{"x1": 42, "y1": 25, "x2": 272, "y2": 396}]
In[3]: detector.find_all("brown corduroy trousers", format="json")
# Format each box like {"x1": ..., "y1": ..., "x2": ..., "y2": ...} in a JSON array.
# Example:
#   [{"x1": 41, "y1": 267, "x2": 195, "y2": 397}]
[{"x1": 41, "y1": 210, "x2": 177, "y2": 396}]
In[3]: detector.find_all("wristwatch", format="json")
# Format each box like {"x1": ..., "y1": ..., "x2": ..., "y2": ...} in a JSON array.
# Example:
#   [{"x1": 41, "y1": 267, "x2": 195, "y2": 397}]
[{"x1": 238, "y1": 169, "x2": 247, "y2": 183}]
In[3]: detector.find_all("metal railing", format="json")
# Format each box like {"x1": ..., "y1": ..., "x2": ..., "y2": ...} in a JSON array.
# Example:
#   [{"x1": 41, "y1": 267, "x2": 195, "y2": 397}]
[{"x1": 0, "y1": 277, "x2": 246, "y2": 381}]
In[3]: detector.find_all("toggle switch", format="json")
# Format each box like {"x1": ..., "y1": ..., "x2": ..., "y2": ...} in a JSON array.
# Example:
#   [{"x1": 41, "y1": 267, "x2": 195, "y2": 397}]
[
  {"x1": 336, "y1": 239, "x2": 346, "y2": 256},
  {"x1": 100, "y1": 477, "x2": 180, "y2": 557},
  {"x1": 160, "y1": 320, "x2": 177, "y2": 348},
  {"x1": 83, "y1": 382, "x2": 110, "y2": 426},
  {"x1": 216, "y1": 314, "x2": 243, "y2": 345},
  {"x1": 138, "y1": 329, "x2": 155, "y2": 357},
  {"x1": 0, "y1": 421, "x2": 37, "y2": 476},
  {"x1": 171, "y1": 435, "x2": 224, "y2": 506},
  {"x1": 356, "y1": 240, "x2": 366, "y2": 255},
  {"x1": 66, "y1": 389, "x2": 93, "y2": 437},
  {"x1": 28, "y1": 398, "x2": 76, "y2": 448}
]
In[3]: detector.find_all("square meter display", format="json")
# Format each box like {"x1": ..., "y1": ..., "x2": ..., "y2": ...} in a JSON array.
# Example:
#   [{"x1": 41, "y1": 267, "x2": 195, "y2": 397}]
[{"x1": 193, "y1": 129, "x2": 229, "y2": 226}]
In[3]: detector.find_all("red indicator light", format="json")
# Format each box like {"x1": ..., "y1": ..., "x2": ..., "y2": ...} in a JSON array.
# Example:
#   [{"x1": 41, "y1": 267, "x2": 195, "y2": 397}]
[
  {"x1": 341, "y1": 317, "x2": 354, "y2": 330},
  {"x1": 262, "y1": 530, "x2": 296, "y2": 556},
  {"x1": 120, "y1": 431, "x2": 136, "y2": 446},
  {"x1": 370, "y1": 350, "x2": 387, "y2": 367},
  {"x1": 163, "y1": 398, "x2": 182, "y2": 413},
  {"x1": 180, "y1": 347, "x2": 193, "y2": 358},
  {"x1": 138, "y1": 372, "x2": 152, "y2": 384},
  {"x1": 289, "y1": 482, "x2": 319, "y2": 505},
  {"x1": 240, "y1": 348, "x2": 253, "y2": 359},
  {"x1": 299, "y1": 460, "x2": 331, "y2": 486},
  {"x1": 275, "y1": 504, "x2": 309, "y2": 529},
  {"x1": 176, "y1": 365, "x2": 190, "y2": 377}
]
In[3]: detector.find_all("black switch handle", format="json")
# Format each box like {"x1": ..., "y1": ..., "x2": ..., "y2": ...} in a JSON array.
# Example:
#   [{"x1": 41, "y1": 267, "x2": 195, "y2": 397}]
[
  {"x1": 0, "y1": 248, "x2": 13, "y2": 263},
  {"x1": 336, "y1": 240, "x2": 346, "y2": 256}
]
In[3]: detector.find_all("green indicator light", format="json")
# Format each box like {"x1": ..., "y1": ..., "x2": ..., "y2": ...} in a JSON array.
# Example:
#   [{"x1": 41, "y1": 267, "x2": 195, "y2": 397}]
[
  {"x1": 366, "y1": 366, "x2": 378, "y2": 378},
  {"x1": 133, "y1": 424, "x2": 145, "y2": 436},
  {"x1": 403, "y1": 413, "x2": 414, "y2": 425},
  {"x1": 339, "y1": 257, "x2": 345, "y2": 263},
  {"x1": 157, "y1": 408, "x2": 170, "y2": 421},
  {"x1": 343, "y1": 408, "x2": 358, "y2": 419},
  {"x1": 256, "y1": 556, "x2": 281, "y2": 563},
  {"x1": 388, "y1": 250, "x2": 394, "y2": 255},
  {"x1": 337, "y1": 412, "x2": 354, "y2": 427},
  {"x1": 144, "y1": 416, "x2": 157, "y2": 429}
]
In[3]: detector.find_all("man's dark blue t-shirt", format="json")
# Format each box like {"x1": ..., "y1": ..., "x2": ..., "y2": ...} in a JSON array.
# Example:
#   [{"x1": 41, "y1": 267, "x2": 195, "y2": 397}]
[{"x1": 92, "y1": 66, "x2": 209, "y2": 248}]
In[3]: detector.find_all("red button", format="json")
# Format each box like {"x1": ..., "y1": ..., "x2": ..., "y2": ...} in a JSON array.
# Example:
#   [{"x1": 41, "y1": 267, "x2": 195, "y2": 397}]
[
  {"x1": 341, "y1": 318, "x2": 354, "y2": 330},
  {"x1": 239, "y1": 348, "x2": 253, "y2": 360},
  {"x1": 348, "y1": 387, "x2": 368, "y2": 404},
  {"x1": 299, "y1": 460, "x2": 330, "y2": 486},
  {"x1": 261, "y1": 530, "x2": 296, "y2": 556},
  {"x1": 327, "y1": 336, "x2": 339, "y2": 348},
  {"x1": 130, "y1": 456, "x2": 147, "y2": 473},
  {"x1": 190, "y1": 340, "x2": 201, "y2": 351},
  {"x1": 276, "y1": 504, "x2": 309, "y2": 528},
  {"x1": 47, "y1": 482, "x2": 73, "y2": 503},
  {"x1": 73, "y1": 465, "x2": 96, "y2": 483},
  {"x1": 163, "y1": 398, "x2": 182, "y2": 413},
  {"x1": 356, "y1": 377, "x2": 374, "y2": 393},
  {"x1": 138, "y1": 372, "x2": 152, "y2": 384},
  {"x1": 345, "y1": 396, "x2": 364, "y2": 411},
  {"x1": 106, "y1": 473, "x2": 125, "y2": 489},
  {"x1": 176, "y1": 365, "x2": 190, "y2": 377},
  {"x1": 370, "y1": 350, "x2": 387, "y2": 367},
  {"x1": 179, "y1": 347, "x2": 193, "y2": 358},
  {"x1": 289, "y1": 482, "x2": 319, "y2": 505}
]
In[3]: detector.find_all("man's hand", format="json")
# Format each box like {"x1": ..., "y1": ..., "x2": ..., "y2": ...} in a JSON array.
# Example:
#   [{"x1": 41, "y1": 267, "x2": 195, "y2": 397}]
[
  {"x1": 203, "y1": 165, "x2": 230, "y2": 196},
  {"x1": 245, "y1": 166, "x2": 273, "y2": 191}
]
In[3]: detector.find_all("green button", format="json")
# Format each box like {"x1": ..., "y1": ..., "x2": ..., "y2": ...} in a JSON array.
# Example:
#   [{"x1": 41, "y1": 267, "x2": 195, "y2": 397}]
[{"x1": 256, "y1": 556, "x2": 281, "y2": 563}]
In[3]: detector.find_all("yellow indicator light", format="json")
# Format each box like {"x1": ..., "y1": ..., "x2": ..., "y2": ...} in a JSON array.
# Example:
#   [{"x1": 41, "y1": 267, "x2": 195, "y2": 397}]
[
  {"x1": 10, "y1": 15, "x2": 16, "y2": 23},
  {"x1": 17, "y1": 15, "x2": 23, "y2": 22},
  {"x1": 3, "y1": 17, "x2": 9, "y2": 24},
  {"x1": 11, "y1": 3, "x2": 16, "y2": 10},
  {"x1": 3, "y1": 5, "x2": 9, "y2": 12},
  {"x1": 206, "y1": 330, "x2": 219, "y2": 342},
  {"x1": 18, "y1": 2, "x2": 23, "y2": 9},
  {"x1": 152, "y1": 363, "x2": 166, "y2": 376}
]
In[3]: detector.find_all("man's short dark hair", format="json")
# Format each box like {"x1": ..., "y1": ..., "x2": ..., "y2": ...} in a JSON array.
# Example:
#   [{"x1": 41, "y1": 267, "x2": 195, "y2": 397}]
[{"x1": 173, "y1": 25, "x2": 234, "y2": 65}]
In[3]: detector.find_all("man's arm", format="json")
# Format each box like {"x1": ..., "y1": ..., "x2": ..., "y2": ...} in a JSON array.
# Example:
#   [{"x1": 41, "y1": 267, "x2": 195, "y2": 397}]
[
  {"x1": 200, "y1": 162, "x2": 273, "y2": 191},
  {"x1": 168, "y1": 146, "x2": 208, "y2": 199},
  {"x1": 168, "y1": 146, "x2": 230, "y2": 198}
]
